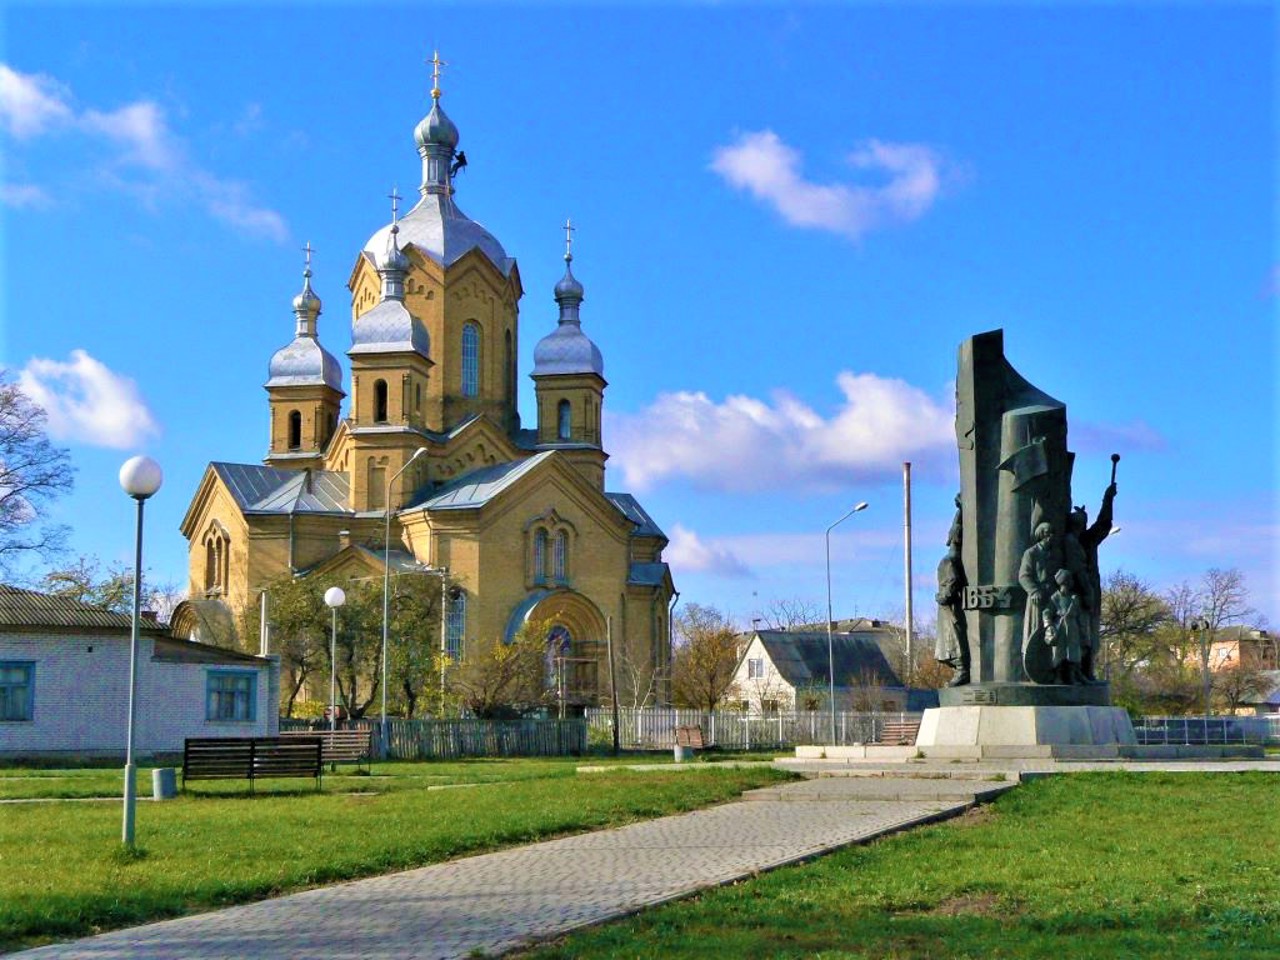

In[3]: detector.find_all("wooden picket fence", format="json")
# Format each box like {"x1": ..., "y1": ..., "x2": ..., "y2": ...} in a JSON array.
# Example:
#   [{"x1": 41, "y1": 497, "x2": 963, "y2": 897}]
[{"x1": 279, "y1": 716, "x2": 587, "y2": 760}]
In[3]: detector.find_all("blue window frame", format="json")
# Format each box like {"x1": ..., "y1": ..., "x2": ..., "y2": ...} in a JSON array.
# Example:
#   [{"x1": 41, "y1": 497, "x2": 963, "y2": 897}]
[
  {"x1": 0, "y1": 662, "x2": 34, "y2": 721},
  {"x1": 446, "y1": 591, "x2": 466, "y2": 660},
  {"x1": 206, "y1": 670, "x2": 257, "y2": 722},
  {"x1": 461, "y1": 323, "x2": 480, "y2": 397}
]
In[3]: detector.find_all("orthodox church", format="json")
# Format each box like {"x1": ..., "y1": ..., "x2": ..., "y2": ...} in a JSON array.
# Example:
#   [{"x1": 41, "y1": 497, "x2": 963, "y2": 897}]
[{"x1": 176, "y1": 65, "x2": 675, "y2": 709}]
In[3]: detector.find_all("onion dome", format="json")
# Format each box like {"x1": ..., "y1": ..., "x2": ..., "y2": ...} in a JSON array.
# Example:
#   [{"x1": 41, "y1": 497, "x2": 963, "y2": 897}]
[
  {"x1": 414, "y1": 99, "x2": 459, "y2": 154},
  {"x1": 266, "y1": 255, "x2": 344, "y2": 392},
  {"x1": 533, "y1": 243, "x2": 603, "y2": 378},
  {"x1": 351, "y1": 199, "x2": 431, "y2": 360}
]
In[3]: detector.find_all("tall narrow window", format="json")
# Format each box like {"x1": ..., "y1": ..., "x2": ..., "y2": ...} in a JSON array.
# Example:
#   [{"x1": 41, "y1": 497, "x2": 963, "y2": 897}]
[
  {"x1": 368, "y1": 458, "x2": 386, "y2": 510},
  {"x1": 287, "y1": 410, "x2": 302, "y2": 450},
  {"x1": 504, "y1": 330, "x2": 513, "y2": 403},
  {"x1": 414, "y1": 382, "x2": 422, "y2": 415},
  {"x1": 461, "y1": 323, "x2": 480, "y2": 397},
  {"x1": 373, "y1": 380, "x2": 388, "y2": 422},
  {"x1": 445, "y1": 590, "x2": 466, "y2": 660},
  {"x1": 557, "y1": 399, "x2": 571, "y2": 441},
  {"x1": 533, "y1": 528, "x2": 548, "y2": 583},
  {"x1": 553, "y1": 531, "x2": 568, "y2": 582}
]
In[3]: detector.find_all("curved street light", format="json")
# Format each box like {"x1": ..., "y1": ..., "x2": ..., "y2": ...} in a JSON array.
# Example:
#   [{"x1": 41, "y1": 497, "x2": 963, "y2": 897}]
[
  {"x1": 825, "y1": 501, "x2": 868, "y2": 748},
  {"x1": 119, "y1": 455, "x2": 162, "y2": 848}
]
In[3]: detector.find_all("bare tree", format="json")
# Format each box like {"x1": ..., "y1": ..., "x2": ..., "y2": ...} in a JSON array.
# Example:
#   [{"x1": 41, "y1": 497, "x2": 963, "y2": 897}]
[
  {"x1": 0, "y1": 372, "x2": 73, "y2": 574},
  {"x1": 1098, "y1": 570, "x2": 1171, "y2": 683},
  {"x1": 611, "y1": 641, "x2": 664, "y2": 710},
  {"x1": 39, "y1": 556, "x2": 184, "y2": 619},
  {"x1": 755, "y1": 597, "x2": 823, "y2": 631},
  {"x1": 1214, "y1": 661, "x2": 1272, "y2": 714},
  {"x1": 670, "y1": 603, "x2": 742, "y2": 711},
  {"x1": 446, "y1": 622, "x2": 552, "y2": 719}
]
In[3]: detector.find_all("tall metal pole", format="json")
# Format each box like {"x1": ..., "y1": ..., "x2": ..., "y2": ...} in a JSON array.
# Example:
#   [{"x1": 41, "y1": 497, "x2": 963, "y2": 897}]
[
  {"x1": 330, "y1": 605, "x2": 338, "y2": 733},
  {"x1": 606, "y1": 616, "x2": 620, "y2": 756},
  {"x1": 903, "y1": 462, "x2": 914, "y2": 686},
  {"x1": 122, "y1": 496, "x2": 145, "y2": 847},
  {"x1": 438, "y1": 567, "x2": 450, "y2": 700},
  {"x1": 825, "y1": 501, "x2": 868, "y2": 747}
]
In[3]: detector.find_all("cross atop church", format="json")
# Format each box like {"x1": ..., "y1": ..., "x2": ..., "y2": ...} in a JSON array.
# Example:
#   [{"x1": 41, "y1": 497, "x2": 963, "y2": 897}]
[
  {"x1": 429, "y1": 50, "x2": 447, "y2": 100},
  {"x1": 563, "y1": 217, "x2": 574, "y2": 260},
  {"x1": 388, "y1": 186, "x2": 402, "y2": 223},
  {"x1": 302, "y1": 240, "x2": 314, "y2": 275}
]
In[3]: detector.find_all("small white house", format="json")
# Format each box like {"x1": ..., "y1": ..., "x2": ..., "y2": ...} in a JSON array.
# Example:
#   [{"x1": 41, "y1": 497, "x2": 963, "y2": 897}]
[
  {"x1": 0, "y1": 585, "x2": 279, "y2": 760},
  {"x1": 730, "y1": 627, "x2": 908, "y2": 714}
]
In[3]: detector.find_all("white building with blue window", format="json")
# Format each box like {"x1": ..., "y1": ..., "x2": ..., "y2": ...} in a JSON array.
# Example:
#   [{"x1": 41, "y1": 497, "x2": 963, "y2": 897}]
[{"x1": 0, "y1": 586, "x2": 278, "y2": 760}]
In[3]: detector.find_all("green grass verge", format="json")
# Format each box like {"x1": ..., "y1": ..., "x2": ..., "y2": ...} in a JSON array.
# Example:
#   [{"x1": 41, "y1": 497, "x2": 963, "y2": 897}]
[
  {"x1": 0, "y1": 760, "x2": 791, "y2": 953},
  {"x1": 518, "y1": 772, "x2": 1280, "y2": 960}
]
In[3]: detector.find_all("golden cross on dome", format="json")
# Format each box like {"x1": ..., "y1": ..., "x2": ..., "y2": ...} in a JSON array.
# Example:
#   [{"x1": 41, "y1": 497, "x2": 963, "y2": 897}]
[{"x1": 429, "y1": 50, "x2": 447, "y2": 100}]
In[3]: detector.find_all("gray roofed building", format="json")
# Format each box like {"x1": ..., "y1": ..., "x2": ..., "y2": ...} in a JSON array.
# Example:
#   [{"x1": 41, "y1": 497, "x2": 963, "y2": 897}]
[
  {"x1": 211, "y1": 463, "x2": 350, "y2": 515},
  {"x1": 753, "y1": 631, "x2": 901, "y2": 689},
  {"x1": 0, "y1": 584, "x2": 168, "y2": 633},
  {"x1": 606, "y1": 493, "x2": 666, "y2": 540}
]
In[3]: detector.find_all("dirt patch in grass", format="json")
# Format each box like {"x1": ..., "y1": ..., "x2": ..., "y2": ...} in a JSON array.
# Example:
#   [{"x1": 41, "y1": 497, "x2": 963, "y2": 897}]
[
  {"x1": 927, "y1": 893, "x2": 1004, "y2": 917},
  {"x1": 947, "y1": 804, "x2": 996, "y2": 828}
]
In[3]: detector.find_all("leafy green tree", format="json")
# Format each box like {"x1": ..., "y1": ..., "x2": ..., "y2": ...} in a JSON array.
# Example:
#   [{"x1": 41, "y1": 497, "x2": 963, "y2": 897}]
[{"x1": 39, "y1": 556, "x2": 184, "y2": 619}]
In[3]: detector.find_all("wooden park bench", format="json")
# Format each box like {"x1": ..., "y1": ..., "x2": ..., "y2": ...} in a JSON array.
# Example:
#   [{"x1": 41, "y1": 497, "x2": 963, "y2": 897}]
[
  {"x1": 877, "y1": 718, "x2": 922, "y2": 745},
  {"x1": 674, "y1": 725, "x2": 706, "y2": 751},
  {"x1": 182, "y1": 737, "x2": 323, "y2": 793},
  {"x1": 280, "y1": 728, "x2": 373, "y2": 772}
]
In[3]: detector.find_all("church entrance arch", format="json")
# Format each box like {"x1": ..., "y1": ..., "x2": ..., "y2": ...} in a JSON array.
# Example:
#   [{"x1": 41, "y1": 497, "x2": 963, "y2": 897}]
[{"x1": 508, "y1": 590, "x2": 607, "y2": 712}]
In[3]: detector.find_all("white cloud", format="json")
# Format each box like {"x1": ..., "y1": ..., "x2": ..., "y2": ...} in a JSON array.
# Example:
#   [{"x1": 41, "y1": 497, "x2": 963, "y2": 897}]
[
  {"x1": 82, "y1": 101, "x2": 179, "y2": 171},
  {"x1": 0, "y1": 182, "x2": 51, "y2": 208},
  {"x1": 666, "y1": 524, "x2": 754, "y2": 578},
  {"x1": 17, "y1": 350, "x2": 160, "y2": 449},
  {"x1": 0, "y1": 64, "x2": 287, "y2": 241},
  {"x1": 608, "y1": 371, "x2": 955, "y2": 494},
  {"x1": 710, "y1": 130, "x2": 946, "y2": 240},
  {"x1": 0, "y1": 65, "x2": 72, "y2": 139}
]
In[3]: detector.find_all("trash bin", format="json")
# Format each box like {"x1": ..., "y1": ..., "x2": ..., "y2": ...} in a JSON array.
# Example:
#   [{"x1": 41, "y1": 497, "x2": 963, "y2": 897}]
[
  {"x1": 152, "y1": 767, "x2": 178, "y2": 800},
  {"x1": 673, "y1": 745, "x2": 693, "y2": 763}
]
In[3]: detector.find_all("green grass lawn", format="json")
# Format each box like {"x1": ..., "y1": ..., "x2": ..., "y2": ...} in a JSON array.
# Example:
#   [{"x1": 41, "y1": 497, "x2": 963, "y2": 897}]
[
  {"x1": 0, "y1": 759, "x2": 791, "y2": 953},
  {"x1": 518, "y1": 772, "x2": 1280, "y2": 960}
]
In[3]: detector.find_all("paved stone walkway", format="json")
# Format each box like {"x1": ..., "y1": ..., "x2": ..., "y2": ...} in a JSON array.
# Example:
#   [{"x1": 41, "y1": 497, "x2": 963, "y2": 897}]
[{"x1": 14, "y1": 780, "x2": 974, "y2": 960}]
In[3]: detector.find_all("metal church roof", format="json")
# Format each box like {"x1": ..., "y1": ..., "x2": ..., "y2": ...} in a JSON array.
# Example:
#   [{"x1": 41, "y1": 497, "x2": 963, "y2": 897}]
[
  {"x1": 211, "y1": 463, "x2": 350, "y2": 515},
  {"x1": 605, "y1": 493, "x2": 665, "y2": 539},
  {"x1": 414, "y1": 453, "x2": 555, "y2": 510}
]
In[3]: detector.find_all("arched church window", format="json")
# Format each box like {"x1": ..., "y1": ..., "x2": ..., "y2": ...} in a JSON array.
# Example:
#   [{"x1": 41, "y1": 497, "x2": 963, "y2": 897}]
[
  {"x1": 445, "y1": 589, "x2": 466, "y2": 660},
  {"x1": 461, "y1": 323, "x2": 480, "y2": 397},
  {"x1": 533, "y1": 528, "x2": 548, "y2": 584},
  {"x1": 414, "y1": 382, "x2": 422, "y2": 415},
  {"x1": 373, "y1": 380, "x2": 388, "y2": 423},
  {"x1": 553, "y1": 530, "x2": 568, "y2": 582},
  {"x1": 204, "y1": 541, "x2": 216, "y2": 592},
  {"x1": 202, "y1": 524, "x2": 230, "y2": 596},
  {"x1": 287, "y1": 410, "x2": 302, "y2": 450},
  {"x1": 557, "y1": 400, "x2": 571, "y2": 441}
]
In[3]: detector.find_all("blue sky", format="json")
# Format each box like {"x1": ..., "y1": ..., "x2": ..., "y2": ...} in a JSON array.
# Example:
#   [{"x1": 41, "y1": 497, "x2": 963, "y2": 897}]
[{"x1": 2, "y1": 3, "x2": 1276, "y2": 628}]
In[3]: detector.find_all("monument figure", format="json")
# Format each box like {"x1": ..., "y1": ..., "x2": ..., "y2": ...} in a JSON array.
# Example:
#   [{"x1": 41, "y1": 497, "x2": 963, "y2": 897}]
[
  {"x1": 942, "y1": 328, "x2": 1119, "y2": 694},
  {"x1": 1043, "y1": 568, "x2": 1088, "y2": 685},
  {"x1": 935, "y1": 493, "x2": 970, "y2": 686}
]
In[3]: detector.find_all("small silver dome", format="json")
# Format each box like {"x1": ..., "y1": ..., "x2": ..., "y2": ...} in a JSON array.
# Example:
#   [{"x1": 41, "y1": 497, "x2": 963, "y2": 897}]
[
  {"x1": 292, "y1": 272, "x2": 322, "y2": 316},
  {"x1": 381, "y1": 223, "x2": 411, "y2": 275},
  {"x1": 533, "y1": 256, "x2": 602, "y2": 378},
  {"x1": 414, "y1": 100, "x2": 459, "y2": 152},
  {"x1": 350, "y1": 300, "x2": 431, "y2": 359},
  {"x1": 267, "y1": 337, "x2": 344, "y2": 392}
]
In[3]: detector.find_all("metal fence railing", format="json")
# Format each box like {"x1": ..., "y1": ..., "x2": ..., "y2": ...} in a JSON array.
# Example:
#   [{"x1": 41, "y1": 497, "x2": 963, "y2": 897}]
[
  {"x1": 279, "y1": 717, "x2": 588, "y2": 760},
  {"x1": 584, "y1": 708, "x2": 923, "y2": 750},
  {"x1": 1132, "y1": 715, "x2": 1277, "y2": 746}
]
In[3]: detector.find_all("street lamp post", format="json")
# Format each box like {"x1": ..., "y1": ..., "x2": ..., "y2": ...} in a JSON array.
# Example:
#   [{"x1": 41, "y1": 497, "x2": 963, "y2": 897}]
[
  {"x1": 1192, "y1": 617, "x2": 1212, "y2": 719},
  {"x1": 325, "y1": 587, "x2": 346, "y2": 732},
  {"x1": 382, "y1": 447, "x2": 428, "y2": 756},
  {"x1": 119, "y1": 455, "x2": 162, "y2": 848},
  {"x1": 825, "y1": 501, "x2": 868, "y2": 747}
]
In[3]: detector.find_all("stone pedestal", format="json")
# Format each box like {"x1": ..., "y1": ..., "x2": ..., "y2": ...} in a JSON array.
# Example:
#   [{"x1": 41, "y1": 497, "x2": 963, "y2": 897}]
[{"x1": 916, "y1": 701, "x2": 1136, "y2": 762}]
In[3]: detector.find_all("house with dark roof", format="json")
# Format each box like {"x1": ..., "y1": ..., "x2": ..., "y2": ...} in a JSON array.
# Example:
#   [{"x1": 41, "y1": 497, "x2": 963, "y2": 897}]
[
  {"x1": 730, "y1": 627, "x2": 923, "y2": 714},
  {"x1": 0, "y1": 586, "x2": 278, "y2": 759}
]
